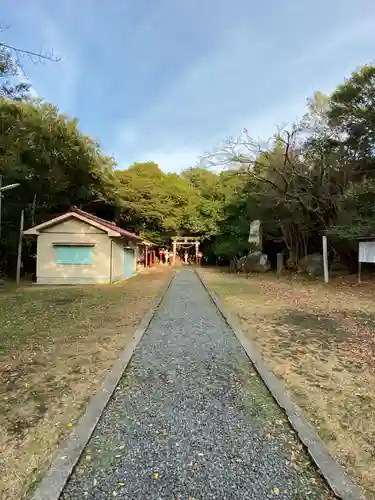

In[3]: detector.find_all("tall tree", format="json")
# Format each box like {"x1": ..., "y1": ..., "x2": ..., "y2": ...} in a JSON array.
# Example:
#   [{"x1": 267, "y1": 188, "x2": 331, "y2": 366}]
[
  {"x1": 329, "y1": 64, "x2": 375, "y2": 178},
  {"x1": 0, "y1": 98, "x2": 118, "y2": 273},
  {"x1": 115, "y1": 162, "x2": 204, "y2": 244}
]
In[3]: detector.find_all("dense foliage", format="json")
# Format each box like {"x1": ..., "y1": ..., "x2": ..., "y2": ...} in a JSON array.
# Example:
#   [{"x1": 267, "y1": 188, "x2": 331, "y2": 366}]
[
  {"x1": 0, "y1": 86, "x2": 237, "y2": 274},
  {"x1": 204, "y1": 65, "x2": 375, "y2": 269},
  {"x1": 0, "y1": 97, "x2": 118, "y2": 274},
  {"x1": 1, "y1": 52, "x2": 375, "y2": 276},
  {"x1": 0, "y1": 45, "x2": 30, "y2": 99}
]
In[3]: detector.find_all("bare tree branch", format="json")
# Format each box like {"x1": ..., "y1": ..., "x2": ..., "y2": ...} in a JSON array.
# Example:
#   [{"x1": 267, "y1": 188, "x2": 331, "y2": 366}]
[
  {"x1": 0, "y1": 43, "x2": 60, "y2": 63},
  {"x1": 0, "y1": 42, "x2": 60, "y2": 79}
]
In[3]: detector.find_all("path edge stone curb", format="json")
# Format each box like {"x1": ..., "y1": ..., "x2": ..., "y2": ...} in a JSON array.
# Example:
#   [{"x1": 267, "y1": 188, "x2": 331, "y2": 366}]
[
  {"x1": 194, "y1": 268, "x2": 366, "y2": 500},
  {"x1": 31, "y1": 271, "x2": 175, "y2": 500}
]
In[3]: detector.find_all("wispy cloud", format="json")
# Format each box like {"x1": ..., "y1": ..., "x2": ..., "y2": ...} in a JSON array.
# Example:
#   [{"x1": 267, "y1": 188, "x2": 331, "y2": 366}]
[
  {"x1": 113, "y1": 0, "x2": 375, "y2": 170},
  {"x1": 3, "y1": 0, "x2": 375, "y2": 172},
  {"x1": 2, "y1": 2, "x2": 80, "y2": 112},
  {"x1": 129, "y1": 146, "x2": 202, "y2": 173}
]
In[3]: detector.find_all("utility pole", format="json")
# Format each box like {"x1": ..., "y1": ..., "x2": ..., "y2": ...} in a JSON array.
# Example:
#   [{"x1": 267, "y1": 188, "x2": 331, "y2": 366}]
[{"x1": 16, "y1": 210, "x2": 24, "y2": 287}]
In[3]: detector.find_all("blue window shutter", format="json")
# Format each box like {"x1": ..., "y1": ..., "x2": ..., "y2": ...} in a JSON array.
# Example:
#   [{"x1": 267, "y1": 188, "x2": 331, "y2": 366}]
[{"x1": 55, "y1": 246, "x2": 93, "y2": 265}]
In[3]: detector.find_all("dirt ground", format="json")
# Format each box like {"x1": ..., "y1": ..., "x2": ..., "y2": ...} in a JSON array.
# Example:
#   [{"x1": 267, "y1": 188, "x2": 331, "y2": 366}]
[
  {"x1": 0, "y1": 267, "x2": 172, "y2": 500},
  {"x1": 198, "y1": 267, "x2": 375, "y2": 498}
]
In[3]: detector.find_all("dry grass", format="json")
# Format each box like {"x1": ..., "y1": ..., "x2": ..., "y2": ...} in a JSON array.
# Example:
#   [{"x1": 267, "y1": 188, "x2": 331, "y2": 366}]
[
  {"x1": 199, "y1": 267, "x2": 375, "y2": 498},
  {"x1": 0, "y1": 267, "x2": 172, "y2": 500}
]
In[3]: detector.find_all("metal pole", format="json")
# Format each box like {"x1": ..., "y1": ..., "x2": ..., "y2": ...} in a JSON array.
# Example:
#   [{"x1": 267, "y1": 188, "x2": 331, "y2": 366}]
[
  {"x1": 322, "y1": 235, "x2": 329, "y2": 283},
  {"x1": 358, "y1": 261, "x2": 362, "y2": 284},
  {"x1": 16, "y1": 209, "x2": 24, "y2": 286}
]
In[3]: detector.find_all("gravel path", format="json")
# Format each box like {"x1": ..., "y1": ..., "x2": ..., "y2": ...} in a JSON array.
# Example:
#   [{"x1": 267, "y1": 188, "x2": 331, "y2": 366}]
[{"x1": 61, "y1": 269, "x2": 333, "y2": 499}]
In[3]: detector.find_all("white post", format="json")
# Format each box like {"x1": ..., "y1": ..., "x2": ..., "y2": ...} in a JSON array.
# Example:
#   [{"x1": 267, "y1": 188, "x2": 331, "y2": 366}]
[
  {"x1": 172, "y1": 240, "x2": 177, "y2": 266},
  {"x1": 322, "y1": 235, "x2": 329, "y2": 283},
  {"x1": 16, "y1": 209, "x2": 24, "y2": 287}
]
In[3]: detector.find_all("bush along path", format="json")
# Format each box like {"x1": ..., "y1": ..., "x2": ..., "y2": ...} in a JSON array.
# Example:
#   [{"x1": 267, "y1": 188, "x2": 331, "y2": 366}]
[{"x1": 61, "y1": 269, "x2": 334, "y2": 499}]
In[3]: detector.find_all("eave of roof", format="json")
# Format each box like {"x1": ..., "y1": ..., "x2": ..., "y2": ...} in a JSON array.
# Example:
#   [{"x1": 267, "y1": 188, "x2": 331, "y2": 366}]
[
  {"x1": 70, "y1": 207, "x2": 143, "y2": 243},
  {"x1": 24, "y1": 207, "x2": 146, "y2": 244}
]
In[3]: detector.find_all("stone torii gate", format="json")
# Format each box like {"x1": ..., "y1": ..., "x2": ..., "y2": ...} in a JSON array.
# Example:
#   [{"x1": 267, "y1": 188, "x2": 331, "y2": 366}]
[{"x1": 171, "y1": 236, "x2": 201, "y2": 265}]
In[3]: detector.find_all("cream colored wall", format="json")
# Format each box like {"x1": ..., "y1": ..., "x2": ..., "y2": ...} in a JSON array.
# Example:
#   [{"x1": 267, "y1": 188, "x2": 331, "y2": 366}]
[
  {"x1": 135, "y1": 245, "x2": 144, "y2": 271},
  {"x1": 44, "y1": 218, "x2": 104, "y2": 234},
  {"x1": 134, "y1": 244, "x2": 143, "y2": 271},
  {"x1": 111, "y1": 240, "x2": 141, "y2": 280},
  {"x1": 126, "y1": 241, "x2": 138, "y2": 273},
  {"x1": 36, "y1": 218, "x2": 112, "y2": 285},
  {"x1": 134, "y1": 245, "x2": 141, "y2": 262},
  {"x1": 111, "y1": 239, "x2": 124, "y2": 282}
]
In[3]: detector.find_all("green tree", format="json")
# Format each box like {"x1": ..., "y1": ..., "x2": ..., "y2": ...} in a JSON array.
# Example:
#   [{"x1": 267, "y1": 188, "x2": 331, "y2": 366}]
[
  {"x1": 115, "y1": 162, "x2": 204, "y2": 245},
  {"x1": 325, "y1": 64, "x2": 375, "y2": 241},
  {"x1": 203, "y1": 121, "x2": 350, "y2": 267},
  {"x1": 0, "y1": 98, "x2": 118, "y2": 274},
  {"x1": 0, "y1": 46, "x2": 29, "y2": 99},
  {"x1": 329, "y1": 64, "x2": 375, "y2": 177}
]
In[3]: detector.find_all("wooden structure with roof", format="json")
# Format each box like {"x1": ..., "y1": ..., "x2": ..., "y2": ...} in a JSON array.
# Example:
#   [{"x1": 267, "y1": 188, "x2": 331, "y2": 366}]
[{"x1": 24, "y1": 207, "x2": 152, "y2": 285}]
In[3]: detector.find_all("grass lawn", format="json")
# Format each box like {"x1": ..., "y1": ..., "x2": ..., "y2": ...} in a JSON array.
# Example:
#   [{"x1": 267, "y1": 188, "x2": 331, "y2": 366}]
[
  {"x1": 198, "y1": 267, "x2": 375, "y2": 498},
  {"x1": 0, "y1": 267, "x2": 172, "y2": 500}
]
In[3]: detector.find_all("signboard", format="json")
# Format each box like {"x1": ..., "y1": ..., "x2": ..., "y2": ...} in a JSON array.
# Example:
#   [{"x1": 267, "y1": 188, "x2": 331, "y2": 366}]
[{"x1": 359, "y1": 241, "x2": 375, "y2": 263}]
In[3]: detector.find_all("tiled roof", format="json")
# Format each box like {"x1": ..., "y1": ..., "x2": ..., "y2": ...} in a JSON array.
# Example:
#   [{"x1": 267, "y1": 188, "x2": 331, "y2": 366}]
[{"x1": 70, "y1": 207, "x2": 144, "y2": 243}]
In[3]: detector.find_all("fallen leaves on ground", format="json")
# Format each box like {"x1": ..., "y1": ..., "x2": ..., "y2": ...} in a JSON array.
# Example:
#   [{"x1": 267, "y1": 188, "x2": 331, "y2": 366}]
[
  {"x1": 199, "y1": 268, "x2": 375, "y2": 498},
  {"x1": 0, "y1": 267, "x2": 172, "y2": 500}
]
